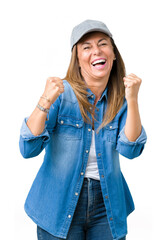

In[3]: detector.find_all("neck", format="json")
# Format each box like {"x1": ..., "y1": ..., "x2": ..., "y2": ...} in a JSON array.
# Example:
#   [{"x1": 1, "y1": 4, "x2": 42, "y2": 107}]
[
  {"x1": 91, "y1": 85, "x2": 106, "y2": 104},
  {"x1": 80, "y1": 66, "x2": 110, "y2": 102},
  {"x1": 84, "y1": 78, "x2": 108, "y2": 104}
]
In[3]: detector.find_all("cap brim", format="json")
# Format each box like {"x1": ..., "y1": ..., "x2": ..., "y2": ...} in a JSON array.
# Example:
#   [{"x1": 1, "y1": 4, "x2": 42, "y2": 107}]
[{"x1": 71, "y1": 28, "x2": 112, "y2": 50}]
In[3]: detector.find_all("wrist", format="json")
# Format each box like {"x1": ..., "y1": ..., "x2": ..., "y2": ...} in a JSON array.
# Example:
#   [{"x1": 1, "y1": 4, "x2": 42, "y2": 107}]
[
  {"x1": 38, "y1": 98, "x2": 52, "y2": 109},
  {"x1": 126, "y1": 98, "x2": 138, "y2": 105}
]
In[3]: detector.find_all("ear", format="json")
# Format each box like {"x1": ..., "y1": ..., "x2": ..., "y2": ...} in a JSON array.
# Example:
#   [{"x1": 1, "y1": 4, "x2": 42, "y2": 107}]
[{"x1": 113, "y1": 53, "x2": 116, "y2": 60}]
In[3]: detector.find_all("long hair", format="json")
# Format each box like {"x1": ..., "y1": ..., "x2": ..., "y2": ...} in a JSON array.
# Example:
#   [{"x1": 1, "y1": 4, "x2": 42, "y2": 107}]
[{"x1": 63, "y1": 37, "x2": 126, "y2": 132}]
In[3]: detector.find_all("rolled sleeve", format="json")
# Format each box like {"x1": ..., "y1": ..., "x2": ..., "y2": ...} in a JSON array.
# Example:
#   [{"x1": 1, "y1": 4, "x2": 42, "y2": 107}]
[
  {"x1": 19, "y1": 117, "x2": 50, "y2": 158},
  {"x1": 20, "y1": 117, "x2": 50, "y2": 140},
  {"x1": 116, "y1": 126, "x2": 147, "y2": 159}
]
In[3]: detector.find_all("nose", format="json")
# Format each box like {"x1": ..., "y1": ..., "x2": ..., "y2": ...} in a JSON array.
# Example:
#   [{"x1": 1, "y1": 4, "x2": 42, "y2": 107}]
[{"x1": 92, "y1": 45, "x2": 101, "y2": 55}]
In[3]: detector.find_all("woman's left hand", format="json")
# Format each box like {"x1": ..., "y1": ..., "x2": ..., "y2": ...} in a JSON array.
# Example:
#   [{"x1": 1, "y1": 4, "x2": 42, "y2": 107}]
[{"x1": 123, "y1": 73, "x2": 142, "y2": 102}]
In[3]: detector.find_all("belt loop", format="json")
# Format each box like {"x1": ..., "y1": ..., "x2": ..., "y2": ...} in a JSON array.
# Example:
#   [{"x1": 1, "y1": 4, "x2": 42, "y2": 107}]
[{"x1": 87, "y1": 177, "x2": 91, "y2": 185}]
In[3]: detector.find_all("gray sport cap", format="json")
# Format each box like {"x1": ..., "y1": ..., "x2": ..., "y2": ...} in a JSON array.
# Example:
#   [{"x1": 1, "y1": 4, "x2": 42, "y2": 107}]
[{"x1": 70, "y1": 19, "x2": 113, "y2": 51}]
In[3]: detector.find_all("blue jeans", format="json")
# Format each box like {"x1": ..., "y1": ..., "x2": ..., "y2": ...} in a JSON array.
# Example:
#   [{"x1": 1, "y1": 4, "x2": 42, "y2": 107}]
[{"x1": 37, "y1": 178, "x2": 126, "y2": 240}]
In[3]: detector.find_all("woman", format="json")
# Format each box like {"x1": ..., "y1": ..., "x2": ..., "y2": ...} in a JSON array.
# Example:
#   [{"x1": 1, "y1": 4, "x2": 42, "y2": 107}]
[{"x1": 19, "y1": 19, "x2": 147, "y2": 240}]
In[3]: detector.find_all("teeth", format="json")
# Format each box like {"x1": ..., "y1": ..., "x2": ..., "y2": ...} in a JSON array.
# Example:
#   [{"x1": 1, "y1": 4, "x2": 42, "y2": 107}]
[{"x1": 92, "y1": 59, "x2": 106, "y2": 66}]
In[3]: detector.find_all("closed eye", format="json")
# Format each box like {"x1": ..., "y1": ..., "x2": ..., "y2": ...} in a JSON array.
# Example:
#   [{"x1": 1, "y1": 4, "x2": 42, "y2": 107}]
[
  {"x1": 100, "y1": 43, "x2": 107, "y2": 46},
  {"x1": 84, "y1": 46, "x2": 90, "y2": 50}
]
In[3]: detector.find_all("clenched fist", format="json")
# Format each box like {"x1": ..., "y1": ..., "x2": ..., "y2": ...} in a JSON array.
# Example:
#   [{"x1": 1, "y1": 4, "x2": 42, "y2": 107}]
[
  {"x1": 40, "y1": 77, "x2": 64, "y2": 108},
  {"x1": 123, "y1": 73, "x2": 142, "y2": 102}
]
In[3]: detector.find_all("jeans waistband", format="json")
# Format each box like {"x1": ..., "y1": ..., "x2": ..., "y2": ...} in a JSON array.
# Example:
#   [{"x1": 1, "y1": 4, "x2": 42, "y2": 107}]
[{"x1": 83, "y1": 177, "x2": 100, "y2": 188}]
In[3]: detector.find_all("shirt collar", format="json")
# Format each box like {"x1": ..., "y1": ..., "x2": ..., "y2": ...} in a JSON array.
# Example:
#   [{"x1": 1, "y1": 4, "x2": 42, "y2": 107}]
[{"x1": 87, "y1": 86, "x2": 108, "y2": 102}]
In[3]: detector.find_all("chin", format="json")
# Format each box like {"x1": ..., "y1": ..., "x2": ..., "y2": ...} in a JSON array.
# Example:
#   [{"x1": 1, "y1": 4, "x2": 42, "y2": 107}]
[{"x1": 93, "y1": 71, "x2": 110, "y2": 79}]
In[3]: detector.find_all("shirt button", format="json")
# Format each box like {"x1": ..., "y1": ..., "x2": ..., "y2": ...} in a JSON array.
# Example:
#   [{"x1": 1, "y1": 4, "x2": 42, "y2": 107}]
[
  {"x1": 68, "y1": 215, "x2": 71, "y2": 218},
  {"x1": 88, "y1": 128, "x2": 91, "y2": 132},
  {"x1": 60, "y1": 120, "x2": 64, "y2": 124},
  {"x1": 110, "y1": 217, "x2": 113, "y2": 221},
  {"x1": 105, "y1": 195, "x2": 108, "y2": 199},
  {"x1": 76, "y1": 124, "x2": 79, "y2": 127},
  {"x1": 110, "y1": 126, "x2": 113, "y2": 129},
  {"x1": 81, "y1": 172, "x2": 84, "y2": 175},
  {"x1": 91, "y1": 95, "x2": 94, "y2": 98},
  {"x1": 101, "y1": 175, "x2": 104, "y2": 178},
  {"x1": 75, "y1": 192, "x2": 78, "y2": 196},
  {"x1": 86, "y1": 150, "x2": 89, "y2": 153},
  {"x1": 98, "y1": 153, "x2": 101, "y2": 157}
]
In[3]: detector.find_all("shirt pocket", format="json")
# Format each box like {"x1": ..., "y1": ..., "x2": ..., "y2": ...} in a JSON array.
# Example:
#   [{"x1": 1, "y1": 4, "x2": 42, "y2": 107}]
[
  {"x1": 105, "y1": 121, "x2": 119, "y2": 144},
  {"x1": 55, "y1": 116, "x2": 84, "y2": 140}
]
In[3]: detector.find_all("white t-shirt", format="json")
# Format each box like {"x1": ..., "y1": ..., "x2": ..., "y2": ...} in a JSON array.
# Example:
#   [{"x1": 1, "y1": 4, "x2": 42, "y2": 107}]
[{"x1": 84, "y1": 130, "x2": 100, "y2": 180}]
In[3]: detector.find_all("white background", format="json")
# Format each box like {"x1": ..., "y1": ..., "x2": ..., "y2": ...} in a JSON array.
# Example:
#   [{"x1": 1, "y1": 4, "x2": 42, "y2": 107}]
[{"x1": 0, "y1": 0, "x2": 166, "y2": 239}]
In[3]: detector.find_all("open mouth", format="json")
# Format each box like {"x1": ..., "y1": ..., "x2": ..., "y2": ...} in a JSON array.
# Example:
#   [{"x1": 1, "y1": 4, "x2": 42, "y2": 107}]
[{"x1": 91, "y1": 58, "x2": 106, "y2": 67}]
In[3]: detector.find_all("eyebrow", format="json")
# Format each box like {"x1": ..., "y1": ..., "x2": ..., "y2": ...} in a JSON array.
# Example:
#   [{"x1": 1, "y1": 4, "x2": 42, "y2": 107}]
[
  {"x1": 82, "y1": 38, "x2": 108, "y2": 45},
  {"x1": 82, "y1": 42, "x2": 91, "y2": 45},
  {"x1": 98, "y1": 38, "x2": 108, "y2": 43}
]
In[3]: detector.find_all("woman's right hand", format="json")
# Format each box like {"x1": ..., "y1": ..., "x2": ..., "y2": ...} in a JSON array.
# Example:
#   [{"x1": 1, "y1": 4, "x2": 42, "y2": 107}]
[
  {"x1": 40, "y1": 77, "x2": 65, "y2": 108},
  {"x1": 26, "y1": 77, "x2": 64, "y2": 136}
]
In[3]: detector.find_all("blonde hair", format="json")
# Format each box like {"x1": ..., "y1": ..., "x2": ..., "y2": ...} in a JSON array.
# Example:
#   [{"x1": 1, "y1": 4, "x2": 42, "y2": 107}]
[{"x1": 63, "y1": 37, "x2": 126, "y2": 132}]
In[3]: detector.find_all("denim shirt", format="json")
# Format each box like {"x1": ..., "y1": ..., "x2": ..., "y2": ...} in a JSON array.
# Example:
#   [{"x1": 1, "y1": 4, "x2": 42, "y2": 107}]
[{"x1": 19, "y1": 80, "x2": 147, "y2": 240}]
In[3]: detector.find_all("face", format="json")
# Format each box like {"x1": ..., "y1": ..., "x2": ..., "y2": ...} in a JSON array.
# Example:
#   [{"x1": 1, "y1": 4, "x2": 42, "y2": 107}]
[{"x1": 77, "y1": 32, "x2": 115, "y2": 84}]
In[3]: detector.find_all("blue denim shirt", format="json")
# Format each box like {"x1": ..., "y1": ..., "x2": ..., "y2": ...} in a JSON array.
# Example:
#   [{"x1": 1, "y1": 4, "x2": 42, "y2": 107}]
[{"x1": 19, "y1": 80, "x2": 147, "y2": 240}]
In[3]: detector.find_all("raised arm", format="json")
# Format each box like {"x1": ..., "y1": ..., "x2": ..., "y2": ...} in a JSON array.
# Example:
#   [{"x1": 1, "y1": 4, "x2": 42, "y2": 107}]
[
  {"x1": 123, "y1": 73, "x2": 142, "y2": 142},
  {"x1": 19, "y1": 77, "x2": 64, "y2": 158},
  {"x1": 27, "y1": 77, "x2": 64, "y2": 136}
]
